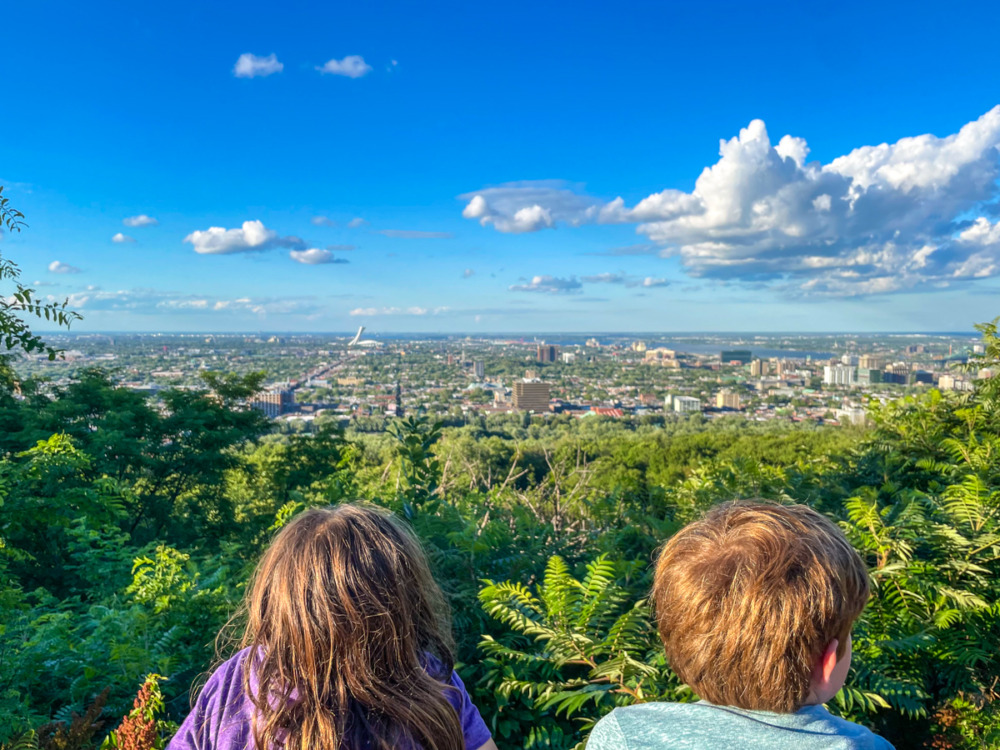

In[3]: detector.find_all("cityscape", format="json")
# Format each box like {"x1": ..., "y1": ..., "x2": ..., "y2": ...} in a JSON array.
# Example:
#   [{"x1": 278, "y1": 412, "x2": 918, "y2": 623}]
[{"x1": 15, "y1": 328, "x2": 988, "y2": 430}]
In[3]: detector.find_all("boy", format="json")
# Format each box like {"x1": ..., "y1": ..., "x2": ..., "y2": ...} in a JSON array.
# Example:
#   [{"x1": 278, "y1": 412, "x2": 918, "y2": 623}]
[{"x1": 587, "y1": 502, "x2": 893, "y2": 749}]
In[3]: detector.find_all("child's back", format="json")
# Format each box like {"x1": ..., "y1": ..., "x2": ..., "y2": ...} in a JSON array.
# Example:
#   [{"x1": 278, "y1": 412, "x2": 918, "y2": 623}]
[
  {"x1": 587, "y1": 502, "x2": 894, "y2": 750},
  {"x1": 589, "y1": 701, "x2": 892, "y2": 749}
]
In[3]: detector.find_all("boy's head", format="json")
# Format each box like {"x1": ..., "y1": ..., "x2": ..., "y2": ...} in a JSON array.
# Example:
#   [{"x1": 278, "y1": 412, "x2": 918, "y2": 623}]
[{"x1": 653, "y1": 502, "x2": 869, "y2": 713}]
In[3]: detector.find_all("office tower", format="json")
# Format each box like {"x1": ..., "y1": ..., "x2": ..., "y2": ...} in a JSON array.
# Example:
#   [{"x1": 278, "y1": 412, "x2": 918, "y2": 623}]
[
  {"x1": 750, "y1": 359, "x2": 764, "y2": 377},
  {"x1": 858, "y1": 354, "x2": 885, "y2": 370},
  {"x1": 513, "y1": 381, "x2": 551, "y2": 412},
  {"x1": 715, "y1": 390, "x2": 742, "y2": 410},
  {"x1": 474, "y1": 361, "x2": 485, "y2": 379},
  {"x1": 823, "y1": 364, "x2": 857, "y2": 386},
  {"x1": 671, "y1": 395, "x2": 701, "y2": 413},
  {"x1": 536, "y1": 344, "x2": 558, "y2": 363}
]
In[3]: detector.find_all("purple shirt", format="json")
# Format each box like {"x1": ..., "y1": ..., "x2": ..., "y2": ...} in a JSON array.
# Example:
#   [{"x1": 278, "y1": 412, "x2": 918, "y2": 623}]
[{"x1": 168, "y1": 648, "x2": 492, "y2": 750}]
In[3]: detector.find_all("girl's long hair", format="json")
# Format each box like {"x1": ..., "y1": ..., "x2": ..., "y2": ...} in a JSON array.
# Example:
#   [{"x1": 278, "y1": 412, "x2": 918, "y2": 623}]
[{"x1": 238, "y1": 503, "x2": 464, "y2": 750}]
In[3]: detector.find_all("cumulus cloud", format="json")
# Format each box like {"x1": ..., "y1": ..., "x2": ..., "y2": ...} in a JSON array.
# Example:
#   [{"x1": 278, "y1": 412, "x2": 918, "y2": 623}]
[
  {"x1": 317, "y1": 55, "x2": 372, "y2": 78},
  {"x1": 289, "y1": 248, "x2": 349, "y2": 265},
  {"x1": 184, "y1": 220, "x2": 305, "y2": 255},
  {"x1": 112, "y1": 233, "x2": 135, "y2": 243},
  {"x1": 234, "y1": 53, "x2": 283, "y2": 78},
  {"x1": 347, "y1": 217, "x2": 367, "y2": 228},
  {"x1": 123, "y1": 214, "x2": 158, "y2": 227},
  {"x1": 461, "y1": 107, "x2": 1000, "y2": 296},
  {"x1": 311, "y1": 216, "x2": 337, "y2": 227},
  {"x1": 509, "y1": 275, "x2": 582, "y2": 294},
  {"x1": 641, "y1": 277, "x2": 669, "y2": 287},
  {"x1": 378, "y1": 229, "x2": 453, "y2": 239},
  {"x1": 48, "y1": 261, "x2": 81, "y2": 274}
]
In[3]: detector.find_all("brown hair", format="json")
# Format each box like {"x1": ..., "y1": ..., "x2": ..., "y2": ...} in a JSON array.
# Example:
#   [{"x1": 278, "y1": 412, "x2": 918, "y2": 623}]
[
  {"x1": 653, "y1": 501, "x2": 869, "y2": 713},
  {"x1": 238, "y1": 503, "x2": 464, "y2": 750}
]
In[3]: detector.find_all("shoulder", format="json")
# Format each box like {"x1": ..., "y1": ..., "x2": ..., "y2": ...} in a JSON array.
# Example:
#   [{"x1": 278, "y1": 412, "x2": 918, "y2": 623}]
[{"x1": 798, "y1": 706, "x2": 896, "y2": 749}]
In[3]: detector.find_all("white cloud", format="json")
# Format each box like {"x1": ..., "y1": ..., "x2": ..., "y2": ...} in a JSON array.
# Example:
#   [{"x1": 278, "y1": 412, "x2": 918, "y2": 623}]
[
  {"x1": 311, "y1": 216, "x2": 337, "y2": 227},
  {"x1": 326, "y1": 244, "x2": 356, "y2": 251},
  {"x1": 349, "y1": 306, "x2": 449, "y2": 316},
  {"x1": 316, "y1": 55, "x2": 372, "y2": 78},
  {"x1": 581, "y1": 272, "x2": 624, "y2": 284},
  {"x1": 184, "y1": 220, "x2": 305, "y2": 255},
  {"x1": 289, "y1": 248, "x2": 349, "y2": 265},
  {"x1": 378, "y1": 229, "x2": 453, "y2": 239},
  {"x1": 233, "y1": 53, "x2": 283, "y2": 78},
  {"x1": 460, "y1": 107, "x2": 1000, "y2": 296},
  {"x1": 123, "y1": 214, "x2": 158, "y2": 227},
  {"x1": 509, "y1": 275, "x2": 582, "y2": 294},
  {"x1": 642, "y1": 277, "x2": 669, "y2": 287},
  {"x1": 48, "y1": 261, "x2": 81, "y2": 274},
  {"x1": 462, "y1": 268, "x2": 475, "y2": 278},
  {"x1": 347, "y1": 217, "x2": 367, "y2": 228},
  {"x1": 61, "y1": 288, "x2": 320, "y2": 316},
  {"x1": 112, "y1": 233, "x2": 135, "y2": 243}
]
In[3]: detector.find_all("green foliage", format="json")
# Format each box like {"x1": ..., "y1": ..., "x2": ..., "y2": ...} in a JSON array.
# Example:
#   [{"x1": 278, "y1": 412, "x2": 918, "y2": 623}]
[{"x1": 3, "y1": 321, "x2": 1000, "y2": 749}]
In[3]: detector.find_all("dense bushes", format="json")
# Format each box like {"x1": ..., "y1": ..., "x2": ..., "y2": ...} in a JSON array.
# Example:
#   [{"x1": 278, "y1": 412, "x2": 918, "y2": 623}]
[{"x1": 2, "y1": 325, "x2": 1000, "y2": 749}]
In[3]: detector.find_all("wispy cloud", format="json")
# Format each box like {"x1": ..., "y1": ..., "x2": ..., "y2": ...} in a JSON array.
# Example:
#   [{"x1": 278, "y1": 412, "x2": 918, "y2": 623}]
[
  {"x1": 184, "y1": 220, "x2": 305, "y2": 255},
  {"x1": 349, "y1": 306, "x2": 449, "y2": 316},
  {"x1": 48, "y1": 261, "x2": 81, "y2": 274},
  {"x1": 461, "y1": 107, "x2": 1000, "y2": 296},
  {"x1": 317, "y1": 55, "x2": 372, "y2": 78},
  {"x1": 347, "y1": 217, "x2": 367, "y2": 228},
  {"x1": 60, "y1": 288, "x2": 320, "y2": 316},
  {"x1": 234, "y1": 53, "x2": 283, "y2": 78},
  {"x1": 289, "y1": 248, "x2": 349, "y2": 265},
  {"x1": 311, "y1": 216, "x2": 337, "y2": 227},
  {"x1": 462, "y1": 268, "x2": 475, "y2": 278},
  {"x1": 378, "y1": 229, "x2": 453, "y2": 239},
  {"x1": 123, "y1": 214, "x2": 157, "y2": 227},
  {"x1": 112, "y1": 233, "x2": 135, "y2": 243},
  {"x1": 509, "y1": 275, "x2": 582, "y2": 294},
  {"x1": 326, "y1": 244, "x2": 356, "y2": 251}
]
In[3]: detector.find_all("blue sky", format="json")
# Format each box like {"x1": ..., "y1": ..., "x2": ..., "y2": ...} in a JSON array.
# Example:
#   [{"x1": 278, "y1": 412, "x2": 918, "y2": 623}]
[{"x1": 3, "y1": 0, "x2": 1000, "y2": 333}]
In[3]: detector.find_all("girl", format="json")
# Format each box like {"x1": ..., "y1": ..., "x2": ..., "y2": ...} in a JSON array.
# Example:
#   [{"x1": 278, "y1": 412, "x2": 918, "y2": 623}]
[{"x1": 169, "y1": 504, "x2": 497, "y2": 750}]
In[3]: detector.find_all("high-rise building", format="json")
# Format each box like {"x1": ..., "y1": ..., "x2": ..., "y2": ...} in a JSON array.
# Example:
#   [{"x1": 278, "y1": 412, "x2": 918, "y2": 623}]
[
  {"x1": 857, "y1": 368, "x2": 883, "y2": 386},
  {"x1": 474, "y1": 361, "x2": 485, "y2": 379},
  {"x1": 513, "y1": 381, "x2": 551, "y2": 412},
  {"x1": 249, "y1": 389, "x2": 294, "y2": 418},
  {"x1": 858, "y1": 354, "x2": 885, "y2": 370},
  {"x1": 585, "y1": 338, "x2": 601, "y2": 348},
  {"x1": 721, "y1": 350, "x2": 752, "y2": 365},
  {"x1": 672, "y1": 395, "x2": 702, "y2": 413},
  {"x1": 715, "y1": 390, "x2": 742, "y2": 410},
  {"x1": 561, "y1": 352, "x2": 576, "y2": 364},
  {"x1": 823, "y1": 365, "x2": 857, "y2": 386},
  {"x1": 537, "y1": 344, "x2": 559, "y2": 363},
  {"x1": 750, "y1": 359, "x2": 764, "y2": 377}
]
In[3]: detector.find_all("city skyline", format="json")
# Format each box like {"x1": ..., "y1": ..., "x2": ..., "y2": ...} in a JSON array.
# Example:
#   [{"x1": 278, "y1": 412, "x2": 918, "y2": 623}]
[{"x1": 4, "y1": 1, "x2": 1000, "y2": 334}]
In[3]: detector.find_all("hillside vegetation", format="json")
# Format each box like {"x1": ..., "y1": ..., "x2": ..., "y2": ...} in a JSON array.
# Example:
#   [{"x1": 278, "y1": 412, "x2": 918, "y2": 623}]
[{"x1": 2, "y1": 322, "x2": 1000, "y2": 749}]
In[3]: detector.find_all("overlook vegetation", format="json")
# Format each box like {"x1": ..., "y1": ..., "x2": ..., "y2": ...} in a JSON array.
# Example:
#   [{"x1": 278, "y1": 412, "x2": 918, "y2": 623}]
[{"x1": 1, "y1": 320, "x2": 1000, "y2": 749}]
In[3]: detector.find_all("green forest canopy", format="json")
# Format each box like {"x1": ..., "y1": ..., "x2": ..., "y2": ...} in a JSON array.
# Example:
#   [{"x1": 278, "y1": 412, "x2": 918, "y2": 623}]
[{"x1": 1, "y1": 319, "x2": 999, "y2": 749}]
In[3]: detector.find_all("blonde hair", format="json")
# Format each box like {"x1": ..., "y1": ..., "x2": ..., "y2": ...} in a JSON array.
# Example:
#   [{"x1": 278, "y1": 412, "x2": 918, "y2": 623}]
[{"x1": 653, "y1": 502, "x2": 869, "y2": 712}]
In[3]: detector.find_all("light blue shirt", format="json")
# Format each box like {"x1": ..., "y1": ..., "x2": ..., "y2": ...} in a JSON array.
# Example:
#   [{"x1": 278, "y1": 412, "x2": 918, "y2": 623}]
[{"x1": 586, "y1": 701, "x2": 895, "y2": 749}]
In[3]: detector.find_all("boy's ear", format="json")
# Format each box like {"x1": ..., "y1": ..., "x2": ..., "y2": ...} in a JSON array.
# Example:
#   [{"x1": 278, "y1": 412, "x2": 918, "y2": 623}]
[{"x1": 814, "y1": 638, "x2": 840, "y2": 686}]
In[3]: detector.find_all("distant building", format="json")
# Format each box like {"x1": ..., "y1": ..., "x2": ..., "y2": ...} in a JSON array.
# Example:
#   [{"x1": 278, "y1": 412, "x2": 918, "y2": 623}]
[
  {"x1": 474, "y1": 361, "x2": 485, "y2": 379},
  {"x1": 672, "y1": 395, "x2": 701, "y2": 413},
  {"x1": 858, "y1": 354, "x2": 885, "y2": 370},
  {"x1": 561, "y1": 352, "x2": 576, "y2": 364},
  {"x1": 836, "y1": 406, "x2": 868, "y2": 426},
  {"x1": 631, "y1": 341, "x2": 647, "y2": 353},
  {"x1": 513, "y1": 381, "x2": 551, "y2": 412},
  {"x1": 883, "y1": 363, "x2": 911, "y2": 385},
  {"x1": 585, "y1": 338, "x2": 601, "y2": 348},
  {"x1": 823, "y1": 365, "x2": 857, "y2": 387},
  {"x1": 537, "y1": 344, "x2": 559, "y2": 363},
  {"x1": 715, "y1": 390, "x2": 742, "y2": 410},
  {"x1": 750, "y1": 359, "x2": 764, "y2": 377},
  {"x1": 644, "y1": 348, "x2": 677, "y2": 363},
  {"x1": 840, "y1": 354, "x2": 859, "y2": 366},
  {"x1": 938, "y1": 374, "x2": 973, "y2": 391},
  {"x1": 721, "y1": 350, "x2": 752, "y2": 365},
  {"x1": 250, "y1": 389, "x2": 294, "y2": 418},
  {"x1": 906, "y1": 345, "x2": 926, "y2": 355},
  {"x1": 856, "y1": 368, "x2": 883, "y2": 386}
]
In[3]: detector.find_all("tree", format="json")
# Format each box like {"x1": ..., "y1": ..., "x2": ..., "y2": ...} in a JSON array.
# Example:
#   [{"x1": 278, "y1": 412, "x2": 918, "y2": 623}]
[{"x1": 0, "y1": 186, "x2": 81, "y2": 358}]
